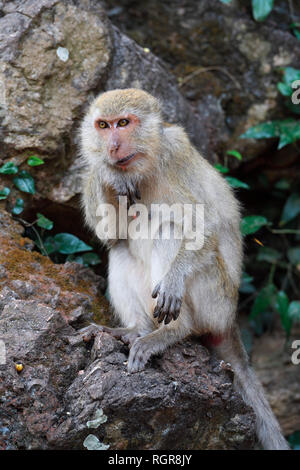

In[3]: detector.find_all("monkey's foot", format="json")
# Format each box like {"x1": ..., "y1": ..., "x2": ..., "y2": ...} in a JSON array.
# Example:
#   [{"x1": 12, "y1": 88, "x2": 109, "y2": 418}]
[
  {"x1": 127, "y1": 338, "x2": 151, "y2": 373},
  {"x1": 78, "y1": 324, "x2": 141, "y2": 346},
  {"x1": 101, "y1": 326, "x2": 141, "y2": 346},
  {"x1": 152, "y1": 279, "x2": 183, "y2": 325}
]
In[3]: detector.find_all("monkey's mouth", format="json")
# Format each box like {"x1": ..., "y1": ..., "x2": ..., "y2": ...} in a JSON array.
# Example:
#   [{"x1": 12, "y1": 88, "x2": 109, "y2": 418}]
[{"x1": 115, "y1": 153, "x2": 136, "y2": 167}]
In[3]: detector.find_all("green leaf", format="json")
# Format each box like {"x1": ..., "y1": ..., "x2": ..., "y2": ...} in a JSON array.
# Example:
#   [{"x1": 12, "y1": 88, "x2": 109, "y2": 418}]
[
  {"x1": 0, "y1": 187, "x2": 10, "y2": 200},
  {"x1": 277, "y1": 82, "x2": 292, "y2": 97},
  {"x1": 214, "y1": 163, "x2": 229, "y2": 173},
  {"x1": 43, "y1": 236, "x2": 57, "y2": 255},
  {"x1": 27, "y1": 155, "x2": 44, "y2": 167},
  {"x1": 226, "y1": 149, "x2": 242, "y2": 161},
  {"x1": 293, "y1": 29, "x2": 300, "y2": 41},
  {"x1": 288, "y1": 301, "x2": 300, "y2": 322},
  {"x1": 277, "y1": 67, "x2": 300, "y2": 97},
  {"x1": 226, "y1": 176, "x2": 250, "y2": 189},
  {"x1": 13, "y1": 170, "x2": 35, "y2": 194},
  {"x1": 240, "y1": 119, "x2": 300, "y2": 150},
  {"x1": 280, "y1": 192, "x2": 300, "y2": 225},
  {"x1": 257, "y1": 247, "x2": 282, "y2": 263},
  {"x1": 288, "y1": 430, "x2": 300, "y2": 450},
  {"x1": 275, "y1": 291, "x2": 292, "y2": 336},
  {"x1": 240, "y1": 121, "x2": 277, "y2": 140},
  {"x1": 241, "y1": 215, "x2": 269, "y2": 236},
  {"x1": 66, "y1": 252, "x2": 101, "y2": 267},
  {"x1": 53, "y1": 233, "x2": 93, "y2": 255},
  {"x1": 287, "y1": 247, "x2": 300, "y2": 265},
  {"x1": 274, "y1": 179, "x2": 290, "y2": 190},
  {"x1": 37, "y1": 213, "x2": 54, "y2": 231},
  {"x1": 0, "y1": 162, "x2": 18, "y2": 175},
  {"x1": 240, "y1": 272, "x2": 256, "y2": 294},
  {"x1": 252, "y1": 0, "x2": 274, "y2": 22},
  {"x1": 11, "y1": 198, "x2": 24, "y2": 215},
  {"x1": 250, "y1": 284, "x2": 276, "y2": 319},
  {"x1": 285, "y1": 100, "x2": 300, "y2": 115},
  {"x1": 275, "y1": 291, "x2": 289, "y2": 317},
  {"x1": 277, "y1": 120, "x2": 300, "y2": 149}
]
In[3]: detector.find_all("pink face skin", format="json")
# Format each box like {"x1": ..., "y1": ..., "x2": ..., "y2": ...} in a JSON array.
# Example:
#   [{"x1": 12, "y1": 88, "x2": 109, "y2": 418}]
[{"x1": 94, "y1": 113, "x2": 143, "y2": 169}]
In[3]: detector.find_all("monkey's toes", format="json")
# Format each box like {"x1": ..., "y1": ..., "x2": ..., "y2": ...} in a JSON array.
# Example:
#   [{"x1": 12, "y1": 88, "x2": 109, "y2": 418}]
[
  {"x1": 127, "y1": 339, "x2": 150, "y2": 373},
  {"x1": 78, "y1": 323, "x2": 104, "y2": 342}
]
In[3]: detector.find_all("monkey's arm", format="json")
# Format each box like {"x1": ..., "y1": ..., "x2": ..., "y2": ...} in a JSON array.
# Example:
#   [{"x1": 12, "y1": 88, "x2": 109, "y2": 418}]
[{"x1": 152, "y1": 233, "x2": 217, "y2": 324}]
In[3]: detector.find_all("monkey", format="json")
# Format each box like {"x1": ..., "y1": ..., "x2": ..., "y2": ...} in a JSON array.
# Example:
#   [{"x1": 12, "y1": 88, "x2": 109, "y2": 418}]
[{"x1": 79, "y1": 88, "x2": 289, "y2": 450}]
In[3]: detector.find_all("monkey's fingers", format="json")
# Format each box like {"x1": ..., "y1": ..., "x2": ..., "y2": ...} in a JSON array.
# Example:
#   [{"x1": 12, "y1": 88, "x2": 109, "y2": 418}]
[
  {"x1": 172, "y1": 298, "x2": 182, "y2": 321},
  {"x1": 153, "y1": 292, "x2": 165, "y2": 319},
  {"x1": 157, "y1": 297, "x2": 172, "y2": 323},
  {"x1": 152, "y1": 283, "x2": 161, "y2": 299}
]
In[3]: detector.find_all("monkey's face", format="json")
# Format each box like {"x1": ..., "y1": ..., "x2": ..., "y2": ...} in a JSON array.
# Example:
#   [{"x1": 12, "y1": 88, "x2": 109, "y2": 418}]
[
  {"x1": 81, "y1": 89, "x2": 163, "y2": 176},
  {"x1": 93, "y1": 113, "x2": 145, "y2": 170}
]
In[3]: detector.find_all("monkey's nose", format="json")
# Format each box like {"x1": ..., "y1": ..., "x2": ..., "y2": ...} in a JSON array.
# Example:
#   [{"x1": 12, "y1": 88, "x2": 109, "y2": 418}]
[{"x1": 109, "y1": 141, "x2": 120, "y2": 156}]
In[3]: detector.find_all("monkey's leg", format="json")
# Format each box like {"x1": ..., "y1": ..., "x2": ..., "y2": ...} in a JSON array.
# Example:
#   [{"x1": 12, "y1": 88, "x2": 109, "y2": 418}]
[{"x1": 128, "y1": 319, "x2": 191, "y2": 373}]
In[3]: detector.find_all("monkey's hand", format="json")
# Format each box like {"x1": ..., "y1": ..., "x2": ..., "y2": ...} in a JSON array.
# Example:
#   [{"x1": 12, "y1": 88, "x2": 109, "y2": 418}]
[{"x1": 152, "y1": 277, "x2": 183, "y2": 325}]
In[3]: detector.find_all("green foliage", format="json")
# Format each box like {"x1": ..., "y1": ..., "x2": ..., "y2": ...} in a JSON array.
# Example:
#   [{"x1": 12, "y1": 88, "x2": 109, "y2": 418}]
[
  {"x1": 287, "y1": 247, "x2": 300, "y2": 265},
  {"x1": 0, "y1": 187, "x2": 10, "y2": 200},
  {"x1": 45, "y1": 233, "x2": 93, "y2": 255},
  {"x1": 240, "y1": 119, "x2": 300, "y2": 149},
  {"x1": 13, "y1": 170, "x2": 35, "y2": 194},
  {"x1": 256, "y1": 246, "x2": 282, "y2": 263},
  {"x1": 0, "y1": 156, "x2": 45, "y2": 210},
  {"x1": 226, "y1": 149, "x2": 242, "y2": 161},
  {"x1": 252, "y1": 0, "x2": 274, "y2": 22},
  {"x1": 66, "y1": 252, "x2": 101, "y2": 267},
  {"x1": 280, "y1": 192, "x2": 300, "y2": 225},
  {"x1": 219, "y1": 0, "x2": 232, "y2": 4},
  {"x1": 290, "y1": 23, "x2": 300, "y2": 41},
  {"x1": 11, "y1": 198, "x2": 24, "y2": 215},
  {"x1": 37, "y1": 213, "x2": 53, "y2": 230},
  {"x1": 275, "y1": 291, "x2": 293, "y2": 337},
  {"x1": 226, "y1": 176, "x2": 249, "y2": 189},
  {"x1": 0, "y1": 162, "x2": 18, "y2": 175},
  {"x1": 277, "y1": 67, "x2": 300, "y2": 97},
  {"x1": 214, "y1": 163, "x2": 229, "y2": 173},
  {"x1": 288, "y1": 431, "x2": 300, "y2": 450},
  {"x1": 240, "y1": 272, "x2": 256, "y2": 294},
  {"x1": 241, "y1": 215, "x2": 269, "y2": 235},
  {"x1": 27, "y1": 155, "x2": 44, "y2": 167},
  {"x1": 250, "y1": 284, "x2": 276, "y2": 319}
]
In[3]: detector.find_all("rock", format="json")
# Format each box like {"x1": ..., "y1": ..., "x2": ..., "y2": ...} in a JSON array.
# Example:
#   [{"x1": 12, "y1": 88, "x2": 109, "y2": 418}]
[
  {"x1": 105, "y1": 0, "x2": 300, "y2": 163},
  {"x1": 0, "y1": 305, "x2": 256, "y2": 449},
  {"x1": 0, "y1": 299, "x2": 88, "y2": 450},
  {"x1": 0, "y1": 0, "x2": 208, "y2": 206},
  {"x1": 0, "y1": 0, "x2": 112, "y2": 154},
  {"x1": 0, "y1": 209, "x2": 108, "y2": 324}
]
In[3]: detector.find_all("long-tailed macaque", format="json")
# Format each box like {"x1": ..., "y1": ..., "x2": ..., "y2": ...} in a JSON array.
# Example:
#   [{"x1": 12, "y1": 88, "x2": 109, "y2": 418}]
[{"x1": 80, "y1": 88, "x2": 289, "y2": 450}]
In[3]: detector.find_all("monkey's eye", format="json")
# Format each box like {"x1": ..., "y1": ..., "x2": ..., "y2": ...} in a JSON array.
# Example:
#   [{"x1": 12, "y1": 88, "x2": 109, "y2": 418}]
[
  {"x1": 118, "y1": 119, "x2": 129, "y2": 127},
  {"x1": 97, "y1": 120, "x2": 108, "y2": 129}
]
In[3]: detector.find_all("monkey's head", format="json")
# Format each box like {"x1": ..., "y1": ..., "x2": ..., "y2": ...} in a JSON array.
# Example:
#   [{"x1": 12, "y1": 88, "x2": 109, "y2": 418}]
[{"x1": 81, "y1": 88, "x2": 162, "y2": 175}]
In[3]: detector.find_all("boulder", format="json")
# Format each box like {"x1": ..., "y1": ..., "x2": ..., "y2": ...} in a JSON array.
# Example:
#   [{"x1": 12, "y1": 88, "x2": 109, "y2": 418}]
[{"x1": 0, "y1": 211, "x2": 256, "y2": 449}]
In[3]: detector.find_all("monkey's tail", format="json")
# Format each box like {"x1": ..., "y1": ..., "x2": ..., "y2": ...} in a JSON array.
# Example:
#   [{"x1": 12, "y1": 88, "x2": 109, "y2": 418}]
[{"x1": 213, "y1": 325, "x2": 289, "y2": 450}]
